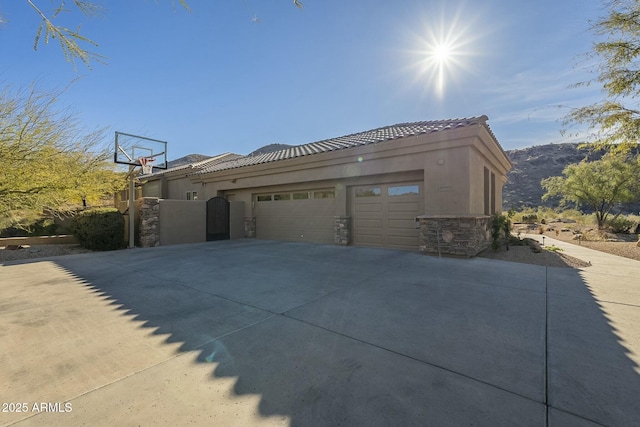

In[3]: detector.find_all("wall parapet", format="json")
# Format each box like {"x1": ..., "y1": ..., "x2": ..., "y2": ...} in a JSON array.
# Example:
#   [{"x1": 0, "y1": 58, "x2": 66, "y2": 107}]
[{"x1": 416, "y1": 215, "x2": 491, "y2": 257}]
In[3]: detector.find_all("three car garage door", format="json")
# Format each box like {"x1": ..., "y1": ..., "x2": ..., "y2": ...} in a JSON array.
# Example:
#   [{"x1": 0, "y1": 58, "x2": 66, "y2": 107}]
[
  {"x1": 254, "y1": 182, "x2": 422, "y2": 251},
  {"x1": 351, "y1": 182, "x2": 422, "y2": 251}
]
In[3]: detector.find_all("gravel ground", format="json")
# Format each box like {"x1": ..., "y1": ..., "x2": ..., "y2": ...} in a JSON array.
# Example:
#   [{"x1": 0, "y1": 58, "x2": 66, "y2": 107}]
[
  {"x1": 477, "y1": 245, "x2": 592, "y2": 269},
  {"x1": 481, "y1": 223, "x2": 640, "y2": 268},
  {"x1": 0, "y1": 244, "x2": 93, "y2": 262},
  {"x1": 541, "y1": 229, "x2": 640, "y2": 262}
]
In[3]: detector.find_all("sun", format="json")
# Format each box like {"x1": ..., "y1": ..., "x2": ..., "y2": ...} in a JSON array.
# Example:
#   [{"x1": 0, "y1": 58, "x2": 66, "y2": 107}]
[
  {"x1": 402, "y1": 6, "x2": 486, "y2": 98},
  {"x1": 431, "y1": 43, "x2": 452, "y2": 64}
]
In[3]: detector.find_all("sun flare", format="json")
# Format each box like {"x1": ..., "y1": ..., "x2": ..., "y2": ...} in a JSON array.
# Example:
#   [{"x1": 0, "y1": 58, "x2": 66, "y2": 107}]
[
  {"x1": 431, "y1": 43, "x2": 452, "y2": 64},
  {"x1": 404, "y1": 7, "x2": 486, "y2": 98}
]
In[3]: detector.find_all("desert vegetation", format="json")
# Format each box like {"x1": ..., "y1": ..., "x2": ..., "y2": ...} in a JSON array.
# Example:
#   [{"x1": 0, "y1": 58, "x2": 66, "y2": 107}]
[{"x1": 508, "y1": 207, "x2": 640, "y2": 261}]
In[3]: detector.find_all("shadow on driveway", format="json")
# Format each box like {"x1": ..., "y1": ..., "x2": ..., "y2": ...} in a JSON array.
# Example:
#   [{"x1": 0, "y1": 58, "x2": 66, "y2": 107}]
[{"x1": 1, "y1": 240, "x2": 639, "y2": 426}]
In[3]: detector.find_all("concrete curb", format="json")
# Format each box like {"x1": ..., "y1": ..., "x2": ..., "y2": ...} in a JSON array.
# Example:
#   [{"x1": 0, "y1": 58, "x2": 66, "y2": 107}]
[{"x1": 0, "y1": 235, "x2": 78, "y2": 246}]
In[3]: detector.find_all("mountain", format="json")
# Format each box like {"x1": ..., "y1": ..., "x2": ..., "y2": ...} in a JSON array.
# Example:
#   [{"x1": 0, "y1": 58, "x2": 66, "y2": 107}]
[
  {"x1": 503, "y1": 143, "x2": 639, "y2": 213},
  {"x1": 166, "y1": 154, "x2": 212, "y2": 169}
]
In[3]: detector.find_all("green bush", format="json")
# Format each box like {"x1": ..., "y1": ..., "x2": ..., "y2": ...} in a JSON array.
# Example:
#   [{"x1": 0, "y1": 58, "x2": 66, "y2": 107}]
[
  {"x1": 0, "y1": 215, "x2": 59, "y2": 237},
  {"x1": 606, "y1": 216, "x2": 635, "y2": 233},
  {"x1": 71, "y1": 208, "x2": 125, "y2": 250},
  {"x1": 490, "y1": 214, "x2": 511, "y2": 251}
]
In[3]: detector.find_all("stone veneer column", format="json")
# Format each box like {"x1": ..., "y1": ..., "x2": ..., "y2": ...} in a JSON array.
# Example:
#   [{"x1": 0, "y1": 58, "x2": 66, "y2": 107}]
[
  {"x1": 138, "y1": 197, "x2": 160, "y2": 248},
  {"x1": 416, "y1": 215, "x2": 491, "y2": 257},
  {"x1": 334, "y1": 216, "x2": 350, "y2": 245},
  {"x1": 244, "y1": 217, "x2": 256, "y2": 238}
]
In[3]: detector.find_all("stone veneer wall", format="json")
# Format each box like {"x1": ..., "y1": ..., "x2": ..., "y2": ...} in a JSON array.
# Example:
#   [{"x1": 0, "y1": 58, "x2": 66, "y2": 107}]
[
  {"x1": 416, "y1": 215, "x2": 491, "y2": 257},
  {"x1": 244, "y1": 217, "x2": 256, "y2": 238},
  {"x1": 334, "y1": 216, "x2": 350, "y2": 245},
  {"x1": 138, "y1": 197, "x2": 160, "y2": 248}
]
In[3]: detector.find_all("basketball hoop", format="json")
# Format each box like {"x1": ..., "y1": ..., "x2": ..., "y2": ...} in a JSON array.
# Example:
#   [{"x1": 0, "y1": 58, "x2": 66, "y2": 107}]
[{"x1": 138, "y1": 156, "x2": 155, "y2": 175}]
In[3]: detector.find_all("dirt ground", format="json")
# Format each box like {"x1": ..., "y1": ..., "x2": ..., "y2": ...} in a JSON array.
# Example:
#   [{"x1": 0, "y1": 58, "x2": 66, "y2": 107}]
[
  {"x1": 540, "y1": 229, "x2": 640, "y2": 262},
  {"x1": 0, "y1": 244, "x2": 92, "y2": 262},
  {"x1": 477, "y1": 244, "x2": 592, "y2": 269},
  {"x1": 512, "y1": 222, "x2": 640, "y2": 261},
  {"x1": 478, "y1": 222, "x2": 640, "y2": 269}
]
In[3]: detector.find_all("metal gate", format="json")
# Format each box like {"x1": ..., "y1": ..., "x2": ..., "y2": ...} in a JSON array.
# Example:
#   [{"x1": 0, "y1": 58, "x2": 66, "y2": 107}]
[{"x1": 206, "y1": 197, "x2": 230, "y2": 241}]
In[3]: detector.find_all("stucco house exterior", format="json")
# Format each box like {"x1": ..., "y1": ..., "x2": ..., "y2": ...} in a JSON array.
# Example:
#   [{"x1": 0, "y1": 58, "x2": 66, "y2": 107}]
[{"x1": 141, "y1": 116, "x2": 511, "y2": 256}]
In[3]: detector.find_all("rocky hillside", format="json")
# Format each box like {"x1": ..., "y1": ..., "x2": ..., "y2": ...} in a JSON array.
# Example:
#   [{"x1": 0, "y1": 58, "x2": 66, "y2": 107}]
[{"x1": 503, "y1": 143, "x2": 639, "y2": 213}]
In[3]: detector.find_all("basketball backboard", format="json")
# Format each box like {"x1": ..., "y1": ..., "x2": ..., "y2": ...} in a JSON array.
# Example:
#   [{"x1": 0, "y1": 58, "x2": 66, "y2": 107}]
[{"x1": 114, "y1": 131, "x2": 168, "y2": 171}]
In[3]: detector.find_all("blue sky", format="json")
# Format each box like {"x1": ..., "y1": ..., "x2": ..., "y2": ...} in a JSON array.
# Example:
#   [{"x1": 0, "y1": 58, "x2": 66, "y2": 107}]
[{"x1": 1, "y1": 0, "x2": 606, "y2": 159}]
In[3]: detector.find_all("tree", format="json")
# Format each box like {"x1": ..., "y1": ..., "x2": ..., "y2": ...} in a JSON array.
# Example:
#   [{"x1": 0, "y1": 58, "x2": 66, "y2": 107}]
[
  {"x1": 541, "y1": 154, "x2": 640, "y2": 229},
  {"x1": 0, "y1": 83, "x2": 125, "y2": 221},
  {"x1": 566, "y1": 0, "x2": 640, "y2": 153},
  {"x1": 3, "y1": 1, "x2": 303, "y2": 69}
]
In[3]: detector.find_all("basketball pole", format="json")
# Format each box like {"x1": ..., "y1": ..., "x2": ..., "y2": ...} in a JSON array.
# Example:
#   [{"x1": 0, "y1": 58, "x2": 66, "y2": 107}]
[{"x1": 129, "y1": 165, "x2": 135, "y2": 248}]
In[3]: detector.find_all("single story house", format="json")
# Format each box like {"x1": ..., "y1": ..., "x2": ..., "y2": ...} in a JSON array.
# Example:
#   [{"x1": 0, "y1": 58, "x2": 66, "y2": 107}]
[{"x1": 141, "y1": 115, "x2": 512, "y2": 255}]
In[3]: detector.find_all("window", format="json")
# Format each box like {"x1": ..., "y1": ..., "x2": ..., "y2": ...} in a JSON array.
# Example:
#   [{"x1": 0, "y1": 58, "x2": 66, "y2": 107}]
[
  {"x1": 314, "y1": 190, "x2": 335, "y2": 199},
  {"x1": 388, "y1": 185, "x2": 419, "y2": 196},
  {"x1": 483, "y1": 168, "x2": 490, "y2": 215},
  {"x1": 186, "y1": 191, "x2": 198, "y2": 200},
  {"x1": 491, "y1": 173, "x2": 496, "y2": 215},
  {"x1": 355, "y1": 187, "x2": 381, "y2": 197},
  {"x1": 258, "y1": 190, "x2": 334, "y2": 201},
  {"x1": 293, "y1": 192, "x2": 310, "y2": 200}
]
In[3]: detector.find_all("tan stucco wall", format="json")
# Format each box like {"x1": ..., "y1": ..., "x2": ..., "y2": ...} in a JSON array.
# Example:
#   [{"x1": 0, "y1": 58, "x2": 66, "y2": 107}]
[
  {"x1": 167, "y1": 177, "x2": 202, "y2": 200},
  {"x1": 142, "y1": 179, "x2": 162, "y2": 198},
  {"x1": 468, "y1": 146, "x2": 505, "y2": 215},
  {"x1": 159, "y1": 200, "x2": 206, "y2": 245},
  {"x1": 229, "y1": 201, "x2": 245, "y2": 239},
  {"x1": 422, "y1": 147, "x2": 471, "y2": 215}
]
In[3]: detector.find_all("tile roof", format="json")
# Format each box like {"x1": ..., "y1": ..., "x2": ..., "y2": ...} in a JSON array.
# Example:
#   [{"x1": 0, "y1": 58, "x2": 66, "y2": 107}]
[
  {"x1": 196, "y1": 116, "x2": 494, "y2": 175},
  {"x1": 147, "y1": 153, "x2": 243, "y2": 177}
]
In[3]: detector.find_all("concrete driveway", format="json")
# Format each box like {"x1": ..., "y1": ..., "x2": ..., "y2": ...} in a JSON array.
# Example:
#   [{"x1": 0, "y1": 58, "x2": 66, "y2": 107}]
[{"x1": 1, "y1": 239, "x2": 639, "y2": 426}]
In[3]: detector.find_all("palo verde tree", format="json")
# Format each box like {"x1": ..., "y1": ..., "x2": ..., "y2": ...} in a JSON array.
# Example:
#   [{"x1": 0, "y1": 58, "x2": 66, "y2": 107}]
[
  {"x1": 0, "y1": 83, "x2": 125, "y2": 220},
  {"x1": 566, "y1": 0, "x2": 640, "y2": 153},
  {"x1": 1, "y1": 1, "x2": 303, "y2": 69},
  {"x1": 541, "y1": 153, "x2": 640, "y2": 229}
]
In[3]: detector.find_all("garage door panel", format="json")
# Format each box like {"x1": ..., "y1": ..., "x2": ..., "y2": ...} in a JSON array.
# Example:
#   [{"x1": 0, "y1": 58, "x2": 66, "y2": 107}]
[
  {"x1": 388, "y1": 201, "x2": 420, "y2": 212},
  {"x1": 256, "y1": 194, "x2": 335, "y2": 244},
  {"x1": 387, "y1": 235, "x2": 419, "y2": 247},
  {"x1": 352, "y1": 182, "x2": 422, "y2": 251},
  {"x1": 357, "y1": 218, "x2": 382, "y2": 230},
  {"x1": 386, "y1": 218, "x2": 416, "y2": 229},
  {"x1": 355, "y1": 203, "x2": 382, "y2": 213},
  {"x1": 356, "y1": 234, "x2": 383, "y2": 245}
]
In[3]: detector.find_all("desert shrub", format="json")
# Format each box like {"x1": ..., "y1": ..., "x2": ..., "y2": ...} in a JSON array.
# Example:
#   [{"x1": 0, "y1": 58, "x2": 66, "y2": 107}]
[
  {"x1": 0, "y1": 215, "x2": 59, "y2": 237},
  {"x1": 510, "y1": 207, "x2": 536, "y2": 223},
  {"x1": 536, "y1": 206, "x2": 556, "y2": 221},
  {"x1": 605, "y1": 216, "x2": 635, "y2": 233},
  {"x1": 70, "y1": 208, "x2": 125, "y2": 250},
  {"x1": 490, "y1": 214, "x2": 511, "y2": 251},
  {"x1": 558, "y1": 209, "x2": 584, "y2": 221}
]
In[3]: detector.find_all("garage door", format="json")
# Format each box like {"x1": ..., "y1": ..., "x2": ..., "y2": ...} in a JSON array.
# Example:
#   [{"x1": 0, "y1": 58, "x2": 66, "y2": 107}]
[
  {"x1": 352, "y1": 183, "x2": 422, "y2": 251},
  {"x1": 255, "y1": 189, "x2": 335, "y2": 244}
]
